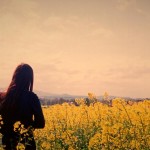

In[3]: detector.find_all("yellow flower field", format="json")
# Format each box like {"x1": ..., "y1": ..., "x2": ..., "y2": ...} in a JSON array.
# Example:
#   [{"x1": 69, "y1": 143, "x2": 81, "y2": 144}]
[{"x1": 34, "y1": 98, "x2": 150, "y2": 150}]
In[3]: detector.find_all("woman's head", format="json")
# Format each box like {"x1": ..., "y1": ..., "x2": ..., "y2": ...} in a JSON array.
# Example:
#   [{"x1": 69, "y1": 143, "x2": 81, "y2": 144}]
[{"x1": 8, "y1": 63, "x2": 34, "y2": 92}]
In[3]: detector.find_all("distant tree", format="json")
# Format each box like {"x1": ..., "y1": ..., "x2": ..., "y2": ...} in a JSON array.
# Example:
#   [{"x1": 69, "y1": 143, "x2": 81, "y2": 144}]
[{"x1": 103, "y1": 92, "x2": 109, "y2": 101}]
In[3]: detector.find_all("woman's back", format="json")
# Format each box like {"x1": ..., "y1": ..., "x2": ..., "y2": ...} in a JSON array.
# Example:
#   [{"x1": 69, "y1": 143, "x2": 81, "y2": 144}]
[{"x1": 1, "y1": 90, "x2": 45, "y2": 135}]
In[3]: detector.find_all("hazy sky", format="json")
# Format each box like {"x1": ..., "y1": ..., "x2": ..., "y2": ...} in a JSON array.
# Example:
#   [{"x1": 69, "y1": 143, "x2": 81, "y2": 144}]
[{"x1": 0, "y1": 0, "x2": 150, "y2": 98}]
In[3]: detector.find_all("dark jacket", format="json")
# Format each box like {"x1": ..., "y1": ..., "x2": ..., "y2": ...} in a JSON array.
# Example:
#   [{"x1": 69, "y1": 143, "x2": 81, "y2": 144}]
[
  {"x1": 0, "y1": 91, "x2": 45, "y2": 134},
  {"x1": 0, "y1": 91, "x2": 45, "y2": 150}
]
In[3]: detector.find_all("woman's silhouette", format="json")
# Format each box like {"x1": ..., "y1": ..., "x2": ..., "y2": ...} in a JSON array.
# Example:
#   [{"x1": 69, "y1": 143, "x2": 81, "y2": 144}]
[{"x1": 0, "y1": 63, "x2": 45, "y2": 150}]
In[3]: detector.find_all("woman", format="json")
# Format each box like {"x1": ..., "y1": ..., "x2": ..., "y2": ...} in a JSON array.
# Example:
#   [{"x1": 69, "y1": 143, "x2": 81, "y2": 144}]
[{"x1": 0, "y1": 63, "x2": 45, "y2": 150}]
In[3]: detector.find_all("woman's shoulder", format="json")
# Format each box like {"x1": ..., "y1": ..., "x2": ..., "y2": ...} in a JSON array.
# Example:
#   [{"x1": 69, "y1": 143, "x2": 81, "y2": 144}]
[
  {"x1": 24, "y1": 91, "x2": 41, "y2": 107},
  {"x1": 22, "y1": 91, "x2": 40, "y2": 106},
  {"x1": 25, "y1": 91, "x2": 39, "y2": 100}
]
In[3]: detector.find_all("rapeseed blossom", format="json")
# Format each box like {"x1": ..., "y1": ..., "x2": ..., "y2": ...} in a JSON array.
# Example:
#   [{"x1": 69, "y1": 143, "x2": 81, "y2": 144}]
[
  {"x1": 0, "y1": 97, "x2": 150, "y2": 150},
  {"x1": 34, "y1": 98, "x2": 150, "y2": 150}
]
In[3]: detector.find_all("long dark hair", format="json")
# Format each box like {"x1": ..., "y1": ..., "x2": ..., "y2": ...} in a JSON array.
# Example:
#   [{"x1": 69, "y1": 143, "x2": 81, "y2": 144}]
[
  {"x1": 1, "y1": 63, "x2": 34, "y2": 114},
  {"x1": 7, "y1": 63, "x2": 33, "y2": 93}
]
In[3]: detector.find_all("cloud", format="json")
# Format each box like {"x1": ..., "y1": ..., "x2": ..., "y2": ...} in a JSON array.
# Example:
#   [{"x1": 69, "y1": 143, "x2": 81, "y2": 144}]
[
  {"x1": 116, "y1": 0, "x2": 137, "y2": 11},
  {"x1": 41, "y1": 15, "x2": 114, "y2": 40},
  {"x1": 115, "y1": 0, "x2": 149, "y2": 17},
  {"x1": 0, "y1": 0, "x2": 38, "y2": 17},
  {"x1": 90, "y1": 27, "x2": 113, "y2": 38},
  {"x1": 104, "y1": 65, "x2": 150, "y2": 81}
]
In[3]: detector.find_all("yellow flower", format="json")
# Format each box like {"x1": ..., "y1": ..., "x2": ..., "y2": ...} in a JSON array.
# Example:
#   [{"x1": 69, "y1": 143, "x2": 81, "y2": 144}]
[
  {"x1": 16, "y1": 143, "x2": 25, "y2": 150},
  {"x1": 14, "y1": 121, "x2": 21, "y2": 131}
]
